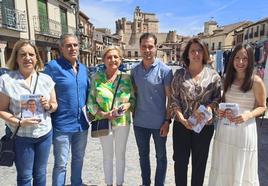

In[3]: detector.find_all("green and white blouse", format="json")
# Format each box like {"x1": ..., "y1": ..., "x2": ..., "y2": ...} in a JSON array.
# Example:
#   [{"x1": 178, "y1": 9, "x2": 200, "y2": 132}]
[{"x1": 87, "y1": 71, "x2": 135, "y2": 127}]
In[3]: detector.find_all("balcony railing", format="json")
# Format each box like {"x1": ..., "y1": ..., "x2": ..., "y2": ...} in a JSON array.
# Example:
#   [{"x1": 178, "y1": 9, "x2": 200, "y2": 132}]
[
  {"x1": 0, "y1": 5, "x2": 27, "y2": 32},
  {"x1": 33, "y1": 16, "x2": 76, "y2": 37}
]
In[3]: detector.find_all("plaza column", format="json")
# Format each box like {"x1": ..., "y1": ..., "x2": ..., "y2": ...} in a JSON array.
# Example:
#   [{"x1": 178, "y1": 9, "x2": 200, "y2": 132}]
[
  {"x1": 46, "y1": 47, "x2": 51, "y2": 62},
  {"x1": 86, "y1": 53, "x2": 89, "y2": 66},
  {"x1": 0, "y1": 41, "x2": 7, "y2": 67}
]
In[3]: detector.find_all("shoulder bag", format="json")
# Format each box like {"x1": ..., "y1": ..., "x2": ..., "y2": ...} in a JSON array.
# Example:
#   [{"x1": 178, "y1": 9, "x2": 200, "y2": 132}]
[{"x1": 91, "y1": 73, "x2": 122, "y2": 138}]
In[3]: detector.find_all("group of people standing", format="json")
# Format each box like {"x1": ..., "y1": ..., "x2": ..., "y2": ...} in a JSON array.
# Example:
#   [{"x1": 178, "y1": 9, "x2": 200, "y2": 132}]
[{"x1": 0, "y1": 32, "x2": 266, "y2": 186}]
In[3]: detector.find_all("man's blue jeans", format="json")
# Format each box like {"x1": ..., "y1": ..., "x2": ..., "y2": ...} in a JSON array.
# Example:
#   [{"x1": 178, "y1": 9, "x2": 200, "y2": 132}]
[
  {"x1": 134, "y1": 126, "x2": 167, "y2": 186},
  {"x1": 15, "y1": 130, "x2": 52, "y2": 186},
  {"x1": 52, "y1": 130, "x2": 88, "y2": 186}
]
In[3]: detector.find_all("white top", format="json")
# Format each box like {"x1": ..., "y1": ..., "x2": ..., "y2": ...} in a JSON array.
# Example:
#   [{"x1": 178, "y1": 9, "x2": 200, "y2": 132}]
[{"x1": 0, "y1": 71, "x2": 55, "y2": 138}]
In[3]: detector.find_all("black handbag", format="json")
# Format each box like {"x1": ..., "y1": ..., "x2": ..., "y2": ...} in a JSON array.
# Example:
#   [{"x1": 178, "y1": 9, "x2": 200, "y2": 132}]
[
  {"x1": 91, "y1": 73, "x2": 122, "y2": 138},
  {"x1": 0, "y1": 126, "x2": 20, "y2": 167},
  {"x1": 91, "y1": 119, "x2": 110, "y2": 138}
]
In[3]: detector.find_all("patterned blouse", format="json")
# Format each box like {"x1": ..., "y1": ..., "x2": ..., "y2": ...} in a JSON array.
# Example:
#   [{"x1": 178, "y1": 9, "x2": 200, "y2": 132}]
[
  {"x1": 87, "y1": 71, "x2": 135, "y2": 127},
  {"x1": 171, "y1": 65, "x2": 221, "y2": 120}
]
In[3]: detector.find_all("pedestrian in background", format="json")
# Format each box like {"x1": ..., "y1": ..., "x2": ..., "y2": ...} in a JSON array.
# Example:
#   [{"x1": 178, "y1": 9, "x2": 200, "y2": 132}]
[
  {"x1": 208, "y1": 44, "x2": 266, "y2": 185},
  {"x1": 44, "y1": 34, "x2": 90, "y2": 186},
  {"x1": 87, "y1": 46, "x2": 135, "y2": 186},
  {"x1": 170, "y1": 38, "x2": 221, "y2": 186},
  {"x1": 131, "y1": 33, "x2": 173, "y2": 186},
  {"x1": 0, "y1": 40, "x2": 57, "y2": 186}
]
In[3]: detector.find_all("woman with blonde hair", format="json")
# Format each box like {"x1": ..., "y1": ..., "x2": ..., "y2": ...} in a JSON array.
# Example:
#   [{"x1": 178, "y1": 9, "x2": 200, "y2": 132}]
[
  {"x1": 87, "y1": 46, "x2": 135, "y2": 186},
  {"x1": 0, "y1": 40, "x2": 57, "y2": 186}
]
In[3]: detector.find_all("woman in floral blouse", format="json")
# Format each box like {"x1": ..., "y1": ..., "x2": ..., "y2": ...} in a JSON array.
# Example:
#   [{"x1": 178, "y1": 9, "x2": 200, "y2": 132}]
[
  {"x1": 170, "y1": 38, "x2": 221, "y2": 186},
  {"x1": 87, "y1": 46, "x2": 135, "y2": 186}
]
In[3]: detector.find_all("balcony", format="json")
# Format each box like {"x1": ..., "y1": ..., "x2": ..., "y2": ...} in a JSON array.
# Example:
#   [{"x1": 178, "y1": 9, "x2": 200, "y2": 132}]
[
  {"x1": 33, "y1": 16, "x2": 76, "y2": 37},
  {"x1": 0, "y1": 6, "x2": 27, "y2": 32}
]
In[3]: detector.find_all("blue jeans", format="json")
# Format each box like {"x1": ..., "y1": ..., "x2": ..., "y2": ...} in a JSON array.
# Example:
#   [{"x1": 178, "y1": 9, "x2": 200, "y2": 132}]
[
  {"x1": 15, "y1": 130, "x2": 52, "y2": 186},
  {"x1": 52, "y1": 130, "x2": 88, "y2": 186},
  {"x1": 134, "y1": 126, "x2": 167, "y2": 186}
]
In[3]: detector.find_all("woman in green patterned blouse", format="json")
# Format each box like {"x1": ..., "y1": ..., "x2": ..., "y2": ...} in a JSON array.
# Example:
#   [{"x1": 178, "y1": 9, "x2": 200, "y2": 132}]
[{"x1": 87, "y1": 46, "x2": 135, "y2": 186}]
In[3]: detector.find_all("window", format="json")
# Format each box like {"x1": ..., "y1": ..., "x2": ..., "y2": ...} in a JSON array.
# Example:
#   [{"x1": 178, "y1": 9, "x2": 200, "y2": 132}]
[
  {"x1": 135, "y1": 51, "x2": 138, "y2": 57},
  {"x1": 38, "y1": 0, "x2": 49, "y2": 33},
  {"x1": 249, "y1": 28, "x2": 253, "y2": 38},
  {"x1": 128, "y1": 51, "x2": 131, "y2": 57},
  {"x1": 60, "y1": 7, "x2": 68, "y2": 34},
  {"x1": 260, "y1": 24, "x2": 265, "y2": 36},
  {"x1": 254, "y1": 26, "x2": 259, "y2": 37},
  {"x1": 211, "y1": 43, "x2": 215, "y2": 50},
  {"x1": 1, "y1": 0, "x2": 15, "y2": 27},
  {"x1": 244, "y1": 29, "x2": 249, "y2": 40},
  {"x1": 218, "y1": 42, "x2": 222, "y2": 50}
]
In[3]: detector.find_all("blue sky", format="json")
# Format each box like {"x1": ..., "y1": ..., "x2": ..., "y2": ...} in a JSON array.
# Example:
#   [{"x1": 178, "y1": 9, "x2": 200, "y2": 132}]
[{"x1": 80, "y1": 0, "x2": 268, "y2": 36}]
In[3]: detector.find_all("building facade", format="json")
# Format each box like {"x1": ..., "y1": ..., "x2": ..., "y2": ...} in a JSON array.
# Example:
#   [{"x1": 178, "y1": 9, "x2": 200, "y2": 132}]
[
  {"x1": 242, "y1": 17, "x2": 268, "y2": 45},
  {"x1": 0, "y1": 0, "x2": 79, "y2": 67},
  {"x1": 199, "y1": 20, "x2": 251, "y2": 53}
]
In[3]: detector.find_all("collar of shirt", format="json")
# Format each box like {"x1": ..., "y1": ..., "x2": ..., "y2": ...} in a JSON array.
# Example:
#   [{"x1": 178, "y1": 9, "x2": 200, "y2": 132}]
[
  {"x1": 141, "y1": 58, "x2": 160, "y2": 71},
  {"x1": 59, "y1": 56, "x2": 79, "y2": 69}
]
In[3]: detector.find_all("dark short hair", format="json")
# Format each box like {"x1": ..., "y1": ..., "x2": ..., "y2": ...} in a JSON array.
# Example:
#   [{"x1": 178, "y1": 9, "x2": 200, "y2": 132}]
[
  {"x1": 139, "y1": 33, "x2": 157, "y2": 45},
  {"x1": 27, "y1": 99, "x2": 36, "y2": 104},
  {"x1": 182, "y1": 38, "x2": 209, "y2": 67}
]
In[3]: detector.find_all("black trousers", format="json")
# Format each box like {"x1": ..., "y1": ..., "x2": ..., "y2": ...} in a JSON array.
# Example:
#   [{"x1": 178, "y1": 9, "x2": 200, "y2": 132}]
[{"x1": 172, "y1": 121, "x2": 214, "y2": 186}]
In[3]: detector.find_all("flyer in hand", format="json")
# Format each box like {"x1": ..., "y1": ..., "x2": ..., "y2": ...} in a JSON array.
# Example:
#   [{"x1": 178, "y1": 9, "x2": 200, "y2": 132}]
[
  {"x1": 188, "y1": 105, "x2": 212, "y2": 133},
  {"x1": 20, "y1": 94, "x2": 43, "y2": 121},
  {"x1": 219, "y1": 103, "x2": 239, "y2": 126}
]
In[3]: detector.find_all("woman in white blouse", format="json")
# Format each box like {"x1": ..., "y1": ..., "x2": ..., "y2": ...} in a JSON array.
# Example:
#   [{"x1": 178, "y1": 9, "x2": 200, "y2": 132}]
[{"x1": 0, "y1": 40, "x2": 57, "y2": 186}]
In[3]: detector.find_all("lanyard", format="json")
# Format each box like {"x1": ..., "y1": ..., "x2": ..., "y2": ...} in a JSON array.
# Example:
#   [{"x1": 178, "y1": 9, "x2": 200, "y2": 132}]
[{"x1": 31, "y1": 72, "x2": 39, "y2": 94}]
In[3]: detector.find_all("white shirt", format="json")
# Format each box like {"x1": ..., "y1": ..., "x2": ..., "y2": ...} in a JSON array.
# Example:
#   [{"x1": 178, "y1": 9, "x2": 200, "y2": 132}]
[{"x1": 0, "y1": 71, "x2": 55, "y2": 138}]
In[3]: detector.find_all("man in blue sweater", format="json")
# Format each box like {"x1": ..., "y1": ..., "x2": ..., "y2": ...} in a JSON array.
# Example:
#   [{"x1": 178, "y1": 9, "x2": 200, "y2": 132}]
[{"x1": 44, "y1": 34, "x2": 90, "y2": 186}]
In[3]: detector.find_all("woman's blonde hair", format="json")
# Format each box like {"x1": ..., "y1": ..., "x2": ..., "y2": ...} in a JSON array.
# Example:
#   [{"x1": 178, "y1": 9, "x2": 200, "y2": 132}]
[
  {"x1": 7, "y1": 39, "x2": 44, "y2": 71},
  {"x1": 102, "y1": 45, "x2": 123, "y2": 61}
]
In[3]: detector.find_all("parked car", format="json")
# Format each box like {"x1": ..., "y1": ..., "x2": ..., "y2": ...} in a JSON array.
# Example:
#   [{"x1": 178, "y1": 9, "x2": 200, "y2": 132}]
[
  {"x1": 0, "y1": 67, "x2": 9, "y2": 76},
  {"x1": 88, "y1": 66, "x2": 97, "y2": 77}
]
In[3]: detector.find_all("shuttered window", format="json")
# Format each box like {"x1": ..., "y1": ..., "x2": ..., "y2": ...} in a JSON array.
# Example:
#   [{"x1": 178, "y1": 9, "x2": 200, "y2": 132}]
[{"x1": 38, "y1": 0, "x2": 48, "y2": 33}]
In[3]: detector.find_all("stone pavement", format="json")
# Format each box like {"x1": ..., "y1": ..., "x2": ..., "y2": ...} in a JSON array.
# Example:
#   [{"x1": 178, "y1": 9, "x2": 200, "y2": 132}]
[{"x1": 0, "y1": 118, "x2": 268, "y2": 186}]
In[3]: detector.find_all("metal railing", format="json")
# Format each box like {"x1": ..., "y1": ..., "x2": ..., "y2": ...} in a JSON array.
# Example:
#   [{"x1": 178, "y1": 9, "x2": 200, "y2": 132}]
[
  {"x1": 33, "y1": 16, "x2": 76, "y2": 37},
  {"x1": 0, "y1": 5, "x2": 27, "y2": 32}
]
